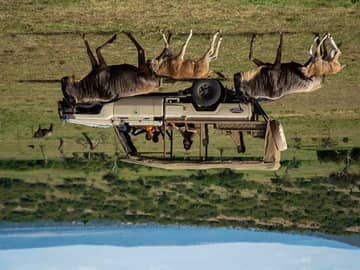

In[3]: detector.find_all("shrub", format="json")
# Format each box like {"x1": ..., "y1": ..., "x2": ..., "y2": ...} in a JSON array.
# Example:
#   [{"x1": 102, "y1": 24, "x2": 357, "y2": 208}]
[
  {"x1": 317, "y1": 150, "x2": 347, "y2": 163},
  {"x1": 350, "y1": 147, "x2": 360, "y2": 161},
  {"x1": 102, "y1": 172, "x2": 118, "y2": 182},
  {"x1": 0, "y1": 177, "x2": 24, "y2": 188}
]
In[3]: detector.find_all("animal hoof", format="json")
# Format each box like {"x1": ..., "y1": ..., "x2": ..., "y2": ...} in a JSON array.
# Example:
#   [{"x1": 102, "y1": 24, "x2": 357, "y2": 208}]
[{"x1": 109, "y1": 34, "x2": 117, "y2": 43}]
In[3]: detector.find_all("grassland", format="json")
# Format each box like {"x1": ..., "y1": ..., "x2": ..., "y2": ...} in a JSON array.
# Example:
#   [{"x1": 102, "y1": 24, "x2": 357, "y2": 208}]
[
  {"x1": 1, "y1": 155, "x2": 359, "y2": 235},
  {"x1": 0, "y1": 0, "x2": 359, "y2": 233}
]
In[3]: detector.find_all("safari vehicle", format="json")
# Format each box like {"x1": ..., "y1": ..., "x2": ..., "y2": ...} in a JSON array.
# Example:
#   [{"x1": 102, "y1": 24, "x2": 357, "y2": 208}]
[{"x1": 58, "y1": 79, "x2": 287, "y2": 170}]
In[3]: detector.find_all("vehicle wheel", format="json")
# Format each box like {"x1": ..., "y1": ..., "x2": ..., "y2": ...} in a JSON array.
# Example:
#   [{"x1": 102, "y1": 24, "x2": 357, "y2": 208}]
[{"x1": 191, "y1": 79, "x2": 223, "y2": 108}]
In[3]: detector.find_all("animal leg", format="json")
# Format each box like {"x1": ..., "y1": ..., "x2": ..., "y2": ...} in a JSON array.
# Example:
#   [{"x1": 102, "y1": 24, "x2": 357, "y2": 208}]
[
  {"x1": 209, "y1": 34, "x2": 222, "y2": 61},
  {"x1": 304, "y1": 34, "x2": 320, "y2": 66},
  {"x1": 309, "y1": 34, "x2": 320, "y2": 56},
  {"x1": 321, "y1": 38, "x2": 328, "y2": 60},
  {"x1": 160, "y1": 30, "x2": 171, "y2": 49},
  {"x1": 273, "y1": 32, "x2": 283, "y2": 69},
  {"x1": 82, "y1": 34, "x2": 98, "y2": 69},
  {"x1": 315, "y1": 33, "x2": 328, "y2": 58},
  {"x1": 200, "y1": 31, "x2": 219, "y2": 62},
  {"x1": 157, "y1": 30, "x2": 174, "y2": 59},
  {"x1": 178, "y1": 29, "x2": 193, "y2": 60},
  {"x1": 95, "y1": 34, "x2": 117, "y2": 68},
  {"x1": 211, "y1": 32, "x2": 220, "y2": 49},
  {"x1": 123, "y1": 31, "x2": 146, "y2": 69},
  {"x1": 208, "y1": 32, "x2": 220, "y2": 56},
  {"x1": 249, "y1": 34, "x2": 265, "y2": 67},
  {"x1": 328, "y1": 33, "x2": 341, "y2": 59}
]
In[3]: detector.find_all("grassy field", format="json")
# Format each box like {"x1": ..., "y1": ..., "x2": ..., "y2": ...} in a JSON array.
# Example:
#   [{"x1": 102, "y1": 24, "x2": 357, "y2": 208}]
[
  {"x1": 1, "y1": 156, "x2": 359, "y2": 234},
  {"x1": 0, "y1": 0, "x2": 359, "y2": 233}
]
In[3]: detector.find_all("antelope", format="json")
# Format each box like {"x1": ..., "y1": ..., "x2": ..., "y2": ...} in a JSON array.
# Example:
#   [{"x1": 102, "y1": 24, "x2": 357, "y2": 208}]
[
  {"x1": 150, "y1": 30, "x2": 223, "y2": 80},
  {"x1": 302, "y1": 33, "x2": 345, "y2": 77},
  {"x1": 61, "y1": 32, "x2": 170, "y2": 105},
  {"x1": 33, "y1": 124, "x2": 53, "y2": 138},
  {"x1": 233, "y1": 32, "x2": 343, "y2": 100}
]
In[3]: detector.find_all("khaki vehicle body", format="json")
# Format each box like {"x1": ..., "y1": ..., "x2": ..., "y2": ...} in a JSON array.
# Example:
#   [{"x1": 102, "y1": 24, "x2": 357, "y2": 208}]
[{"x1": 65, "y1": 95, "x2": 253, "y2": 128}]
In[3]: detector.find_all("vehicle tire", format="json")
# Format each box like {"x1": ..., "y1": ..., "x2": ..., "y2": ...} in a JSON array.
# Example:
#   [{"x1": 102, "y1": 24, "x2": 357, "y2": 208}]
[{"x1": 191, "y1": 79, "x2": 223, "y2": 108}]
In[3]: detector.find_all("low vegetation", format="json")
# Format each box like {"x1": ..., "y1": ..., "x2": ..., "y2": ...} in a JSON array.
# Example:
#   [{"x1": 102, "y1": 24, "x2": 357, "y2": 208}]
[{"x1": 0, "y1": 154, "x2": 359, "y2": 235}]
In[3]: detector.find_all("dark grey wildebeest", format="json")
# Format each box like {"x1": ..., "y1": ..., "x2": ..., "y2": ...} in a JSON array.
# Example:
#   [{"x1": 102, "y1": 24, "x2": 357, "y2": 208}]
[
  {"x1": 61, "y1": 32, "x2": 171, "y2": 105},
  {"x1": 233, "y1": 32, "x2": 343, "y2": 100}
]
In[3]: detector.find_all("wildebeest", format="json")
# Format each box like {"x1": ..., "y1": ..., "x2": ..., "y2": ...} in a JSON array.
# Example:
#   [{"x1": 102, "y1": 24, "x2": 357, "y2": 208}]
[
  {"x1": 233, "y1": 32, "x2": 343, "y2": 100},
  {"x1": 61, "y1": 32, "x2": 167, "y2": 105},
  {"x1": 33, "y1": 124, "x2": 53, "y2": 138},
  {"x1": 150, "y1": 30, "x2": 223, "y2": 79}
]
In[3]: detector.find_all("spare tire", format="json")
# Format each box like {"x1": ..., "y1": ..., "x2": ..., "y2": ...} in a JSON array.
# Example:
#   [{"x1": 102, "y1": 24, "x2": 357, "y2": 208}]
[{"x1": 191, "y1": 79, "x2": 223, "y2": 108}]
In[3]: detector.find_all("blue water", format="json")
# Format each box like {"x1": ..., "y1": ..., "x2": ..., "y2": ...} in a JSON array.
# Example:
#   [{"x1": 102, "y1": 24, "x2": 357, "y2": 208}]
[{"x1": 0, "y1": 223, "x2": 357, "y2": 250}]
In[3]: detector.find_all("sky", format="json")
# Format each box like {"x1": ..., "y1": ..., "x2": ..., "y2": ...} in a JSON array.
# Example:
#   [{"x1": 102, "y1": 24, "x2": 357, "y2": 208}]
[
  {"x1": 1, "y1": 243, "x2": 359, "y2": 270},
  {"x1": 0, "y1": 225, "x2": 359, "y2": 270}
]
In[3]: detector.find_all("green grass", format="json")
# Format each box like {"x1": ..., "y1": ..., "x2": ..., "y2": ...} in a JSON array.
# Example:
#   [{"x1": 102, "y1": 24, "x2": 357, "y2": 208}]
[{"x1": 0, "y1": 0, "x2": 359, "y2": 232}]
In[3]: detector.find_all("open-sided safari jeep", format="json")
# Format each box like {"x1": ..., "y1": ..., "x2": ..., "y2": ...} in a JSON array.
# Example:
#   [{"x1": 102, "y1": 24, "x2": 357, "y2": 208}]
[{"x1": 58, "y1": 79, "x2": 287, "y2": 170}]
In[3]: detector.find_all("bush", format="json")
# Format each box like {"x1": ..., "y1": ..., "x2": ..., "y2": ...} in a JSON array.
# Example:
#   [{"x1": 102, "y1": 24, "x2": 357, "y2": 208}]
[
  {"x1": 350, "y1": 147, "x2": 360, "y2": 161},
  {"x1": 158, "y1": 192, "x2": 170, "y2": 205},
  {"x1": 282, "y1": 158, "x2": 302, "y2": 169},
  {"x1": 64, "y1": 177, "x2": 87, "y2": 183},
  {"x1": 327, "y1": 172, "x2": 359, "y2": 186},
  {"x1": 102, "y1": 172, "x2": 118, "y2": 182},
  {"x1": 317, "y1": 150, "x2": 348, "y2": 163},
  {"x1": 0, "y1": 177, "x2": 24, "y2": 188}
]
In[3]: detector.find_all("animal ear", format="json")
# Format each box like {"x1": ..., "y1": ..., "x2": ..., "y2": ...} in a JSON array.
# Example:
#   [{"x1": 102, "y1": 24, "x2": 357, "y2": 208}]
[{"x1": 71, "y1": 75, "x2": 75, "y2": 82}]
